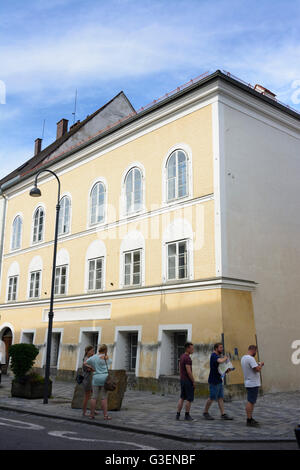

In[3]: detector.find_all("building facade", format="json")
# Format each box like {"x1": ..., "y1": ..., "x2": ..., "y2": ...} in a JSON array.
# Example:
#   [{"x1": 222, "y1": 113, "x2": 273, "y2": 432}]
[{"x1": 0, "y1": 70, "x2": 299, "y2": 394}]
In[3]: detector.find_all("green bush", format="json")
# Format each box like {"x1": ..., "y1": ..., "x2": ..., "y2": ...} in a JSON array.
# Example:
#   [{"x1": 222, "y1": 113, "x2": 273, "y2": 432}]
[{"x1": 9, "y1": 343, "x2": 39, "y2": 379}]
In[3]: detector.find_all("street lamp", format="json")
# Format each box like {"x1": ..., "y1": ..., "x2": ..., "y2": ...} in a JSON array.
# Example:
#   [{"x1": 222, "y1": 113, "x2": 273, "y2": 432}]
[{"x1": 29, "y1": 169, "x2": 61, "y2": 404}]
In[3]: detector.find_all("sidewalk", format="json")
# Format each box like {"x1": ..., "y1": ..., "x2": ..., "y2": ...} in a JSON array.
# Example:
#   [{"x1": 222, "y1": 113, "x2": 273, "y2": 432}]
[{"x1": 0, "y1": 374, "x2": 299, "y2": 442}]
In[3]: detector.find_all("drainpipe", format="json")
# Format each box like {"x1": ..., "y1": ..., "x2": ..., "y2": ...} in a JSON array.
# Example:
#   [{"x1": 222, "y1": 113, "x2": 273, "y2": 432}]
[{"x1": 0, "y1": 190, "x2": 8, "y2": 293}]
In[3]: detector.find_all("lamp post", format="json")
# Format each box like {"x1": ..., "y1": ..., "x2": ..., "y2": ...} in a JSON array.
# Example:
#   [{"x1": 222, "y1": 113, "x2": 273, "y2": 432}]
[{"x1": 29, "y1": 169, "x2": 61, "y2": 404}]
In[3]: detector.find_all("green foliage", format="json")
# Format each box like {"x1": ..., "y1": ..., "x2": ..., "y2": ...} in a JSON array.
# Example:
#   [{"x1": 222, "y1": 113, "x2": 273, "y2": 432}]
[{"x1": 9, "y1": 343, "x2": 39, "y2": 379}]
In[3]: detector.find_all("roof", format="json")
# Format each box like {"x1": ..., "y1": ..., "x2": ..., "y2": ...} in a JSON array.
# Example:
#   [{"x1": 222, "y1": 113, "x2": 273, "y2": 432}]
[
  {"x1": 1, "y1": 70, "x2": 299, "y2": 192},
  {"x1": 0, "y1": 91, "x2": 135, "y2": 188}
]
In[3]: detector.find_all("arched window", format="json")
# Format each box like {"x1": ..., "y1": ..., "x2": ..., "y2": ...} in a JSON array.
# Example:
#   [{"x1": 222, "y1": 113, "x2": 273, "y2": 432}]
[
  {"x1": 90, "y1": 182, "x2": 105, "y2": 225},
  {"x1": 11, "y1": 215, "x2": 22, "y2": 250},
  {"x1": 32, "y1": 207, "x2": 44, "y2": 243},
  {"x1": 125, "y1": 167, "x2": 142, "y2": 214},
  {"x1": 166, "y1": 150, "x2": 188, "y2": 201},
  {"x1": 58, "y1": 195, "x2": 71, "y2": 235}
]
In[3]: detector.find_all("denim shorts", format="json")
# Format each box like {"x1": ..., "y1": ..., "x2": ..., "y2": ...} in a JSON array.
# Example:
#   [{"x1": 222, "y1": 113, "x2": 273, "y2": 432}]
[
  {"x1": 209, "y1": 383, "x2": 224, "y2": 400},
  {"x1": 180, "y1": 379, "x2": 194, "y2": 402},
  {"x1": 246, "y1": 386, "x2": 259, "y2": 404}
]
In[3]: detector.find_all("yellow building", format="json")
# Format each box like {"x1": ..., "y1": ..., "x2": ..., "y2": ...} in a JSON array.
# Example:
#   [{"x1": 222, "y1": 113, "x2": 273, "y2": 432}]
[{"x1": 2, "y1": 71, "x2": 299, "y2": 395}]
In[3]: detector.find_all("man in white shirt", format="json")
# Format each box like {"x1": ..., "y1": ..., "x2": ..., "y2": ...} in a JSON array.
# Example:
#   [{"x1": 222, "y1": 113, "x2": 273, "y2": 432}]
[{"x1": 241, "y1": 345, "x2": 264, "y2": 427}]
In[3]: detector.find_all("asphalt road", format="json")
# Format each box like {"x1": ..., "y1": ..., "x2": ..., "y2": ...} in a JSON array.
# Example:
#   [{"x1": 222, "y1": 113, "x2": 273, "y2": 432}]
[{"x1": 0, "y1": 409, "x2": 298, "y2": 452}]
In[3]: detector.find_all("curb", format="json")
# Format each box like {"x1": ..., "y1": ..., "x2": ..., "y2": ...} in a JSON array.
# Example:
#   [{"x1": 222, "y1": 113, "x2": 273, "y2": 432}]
[{"x1": 0, "y1": 404, "x2": 296, "y2": 444}]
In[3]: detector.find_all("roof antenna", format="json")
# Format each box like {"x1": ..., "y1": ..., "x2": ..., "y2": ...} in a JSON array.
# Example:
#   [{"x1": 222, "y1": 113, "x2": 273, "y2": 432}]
[
  {"x1": 72, "y1": 89, "x2": 77, "y2": 124},
  {"x1": 41, "y1": 119, "x2": 46, "y2": 139}
]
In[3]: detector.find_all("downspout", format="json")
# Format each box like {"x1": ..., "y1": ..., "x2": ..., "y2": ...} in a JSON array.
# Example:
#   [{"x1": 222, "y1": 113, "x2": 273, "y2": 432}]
[{"x1": 0, "y1": 190, "x2": 8, "y2": 292}]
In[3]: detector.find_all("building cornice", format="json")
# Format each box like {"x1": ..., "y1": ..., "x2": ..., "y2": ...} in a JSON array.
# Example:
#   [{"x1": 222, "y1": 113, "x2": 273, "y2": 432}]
[{"x1": 0, "y1": 276, "x2": 258, "y2": 309}]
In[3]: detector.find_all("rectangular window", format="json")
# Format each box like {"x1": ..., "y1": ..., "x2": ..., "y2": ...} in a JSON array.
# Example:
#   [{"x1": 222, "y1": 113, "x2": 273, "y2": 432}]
[
  {"x1": 54, "y1": 265, "x2": 67, "y2": 295},
  {"x1": 50, "y1": 332, "x2": 61, "y2": 367},
  {"x1": 128, "y1": 333, "x2": 138, "y2": 371},
  {"x1": 88, "y1": 257, "x2": 103, "y2": 291},
  {"x1": 8, "y1": 276, "x2": 18, "y2": 301},
  {"x1": 167, "y1": 240, "x2": 188, "y2": 281},
  {"x1": 29, "y1": 271, "x2": 41, "y2": 298},
  {"x1": 173, "y1": 331, "x2": 187, "y2": 374},
  {"x1": 124, "y1": 249, "x2": 141, "y2": 286},
  {"x1": 22, "y1": 332, "x2": 34, "y2": 344}
]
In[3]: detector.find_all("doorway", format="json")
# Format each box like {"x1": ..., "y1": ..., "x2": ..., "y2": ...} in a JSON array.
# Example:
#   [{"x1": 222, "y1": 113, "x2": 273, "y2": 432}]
[{"x1": 1, "y1": 327, "x2": 13, "y2": 374}]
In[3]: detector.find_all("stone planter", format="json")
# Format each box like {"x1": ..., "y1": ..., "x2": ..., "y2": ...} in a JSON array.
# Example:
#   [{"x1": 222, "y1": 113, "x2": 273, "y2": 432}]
[
  {"x1": 71, "y1": 370, "x2": 127, "y2": 411},
  {"x1": 11, "y1": 378, "x2": 52, "y2": 399}
]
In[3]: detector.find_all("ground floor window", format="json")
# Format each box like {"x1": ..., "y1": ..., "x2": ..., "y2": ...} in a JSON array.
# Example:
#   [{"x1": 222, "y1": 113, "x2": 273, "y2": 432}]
[
  {"x1": 127, "y1": 332, "x2": 138, "y2": 372},
  {"x1": 21, "y1": 332, "x2": 34, "y2": 344},
  {"x1": 113, "y1": 328, "x2": 141, "y2": 375},
  {"x1": 50, "y1": 332, "x2": 61, "y2": 367},
  {"x1": 173, "y1": 331, "x2": 187, "y2": 374}
]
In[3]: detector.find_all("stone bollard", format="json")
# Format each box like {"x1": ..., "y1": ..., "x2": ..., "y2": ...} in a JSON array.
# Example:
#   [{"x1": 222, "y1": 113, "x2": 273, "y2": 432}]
[{"x1": 71, "y1": 370, "x2": 127, "y2": 411}]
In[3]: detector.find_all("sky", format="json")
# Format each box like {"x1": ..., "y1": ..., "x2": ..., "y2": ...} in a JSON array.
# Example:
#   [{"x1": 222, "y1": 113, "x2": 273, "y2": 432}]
[{"x1": 1, "y1": 0, "x2": 300, "y2": 180}]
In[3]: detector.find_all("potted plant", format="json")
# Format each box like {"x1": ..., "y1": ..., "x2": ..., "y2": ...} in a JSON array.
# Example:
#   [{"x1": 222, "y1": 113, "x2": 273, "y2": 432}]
[{"x1": 9, "y1": 343, "x2": 52, "y2": 399}]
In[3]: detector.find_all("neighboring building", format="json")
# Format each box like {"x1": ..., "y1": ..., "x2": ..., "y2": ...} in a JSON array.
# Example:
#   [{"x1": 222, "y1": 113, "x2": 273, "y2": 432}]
[{"x1": 0, "y1": 70, "x2": 299, "y2": 394}]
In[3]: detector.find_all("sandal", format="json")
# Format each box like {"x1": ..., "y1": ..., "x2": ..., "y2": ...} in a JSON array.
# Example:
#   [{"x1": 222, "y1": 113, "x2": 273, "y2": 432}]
[
  {"x1": 89, "y1": 415, "x2": 95, "y2": 419},
  {"x1": 104, "y1": 415, "x2": 112, "y2": 420}
]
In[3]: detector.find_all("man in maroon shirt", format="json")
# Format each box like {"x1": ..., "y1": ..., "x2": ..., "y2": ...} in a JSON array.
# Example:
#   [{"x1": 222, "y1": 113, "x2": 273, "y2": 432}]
[{"x1": 176, "y1": 342, "x2": 196, "y2": 421}]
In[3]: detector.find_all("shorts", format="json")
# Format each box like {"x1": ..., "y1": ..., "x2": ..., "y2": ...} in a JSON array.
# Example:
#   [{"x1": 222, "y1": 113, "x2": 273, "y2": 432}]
[
  {"x1": 246, "y1": 386, "x2": 259, "y2": 404},
  {"x1": 92, "y1": 385, "x2": 108, "y2": 401},
  {"x1": 209, "y1": 383, "x2": 224, "y2": 400},
  {"x1": 180, "y1": 379, "x2": 194, "y2": 402}
]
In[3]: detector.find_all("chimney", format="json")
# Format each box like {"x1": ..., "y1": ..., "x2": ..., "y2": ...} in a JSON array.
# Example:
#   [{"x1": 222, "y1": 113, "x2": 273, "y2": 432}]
[
  {"x1": 254, "y1": 84, "x2": 276, "y2": 100},
  {"x1": 34, "y1": 138, "x2": 42, "y2": 155},
  {"x1": 56, "y1": 118, "x2": 68, "y2": 139}
]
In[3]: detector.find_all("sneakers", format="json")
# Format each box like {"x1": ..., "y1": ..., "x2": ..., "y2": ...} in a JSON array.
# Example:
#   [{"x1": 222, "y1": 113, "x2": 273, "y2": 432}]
[
  {"x1": 221, "y1": 413, "x2": 233, "y2": 420},
  {"x1": 203, "y1": 412, "x2": 214, "y2": 420},
  {"x1": 247, "y1": 418, "x2": 260, "y2": 427},
  {"x1": 184, "y1": 414, "x2": 195, "y2": 421}
]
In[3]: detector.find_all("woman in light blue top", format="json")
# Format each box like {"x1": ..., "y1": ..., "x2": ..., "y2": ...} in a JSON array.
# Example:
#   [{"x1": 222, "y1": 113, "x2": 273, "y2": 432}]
[{"x1": 84, "y1": 343, "x2": 112, "y2": 420}]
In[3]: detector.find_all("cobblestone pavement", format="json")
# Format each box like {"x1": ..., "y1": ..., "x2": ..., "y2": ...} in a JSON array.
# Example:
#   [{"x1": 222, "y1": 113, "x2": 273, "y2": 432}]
[{"x1": 0, "y1": 374, "x2": 299, "y2": 442}]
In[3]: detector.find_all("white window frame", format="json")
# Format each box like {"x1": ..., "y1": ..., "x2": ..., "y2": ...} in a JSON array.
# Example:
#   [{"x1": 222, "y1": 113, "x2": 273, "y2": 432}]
[
  {"x1": 88, "y1": 179, "x2": 107, "y2": 227},
  {"x1": 28, "y1": 270, "x2": 42, "y2": 299},
  {"x1": 7, "y1": 275, "x2": 18, "y2": 302},
  {"x1": 162, "y1": 218, "x2": 194, "y2": 283},
  {"x1": 166, "y1": 239, "x2": 189, "y2": 281},
  {"x1": 162, "y1": 143, "x2": 193, "y2": 207},
  {"x1": 31, "y1": 204, "x2": 46, "y2": 245},
  {"x1": 120, "y1": 231, "x2": 145, "y2": 288},
  {"x1": 84, "y1": 240, "x2": 106, "y2": 293},
  {"x1": 124, "y1": 166, "x2": 143, "y2": 215},
  {"x1": 123, "y1": 249, "x2": 142, "y2": 287},
  {"x1": 42, "y1": 328, "x2": 63, "y2": 369},
  {"x1": 58, "y1": 194, "x2": 71, "y2": 236},
  {"x1": 155, "y1": 324, "x2": 192, "y2": 378},
  {"x1": 20, "y1": 329, "x2": 36, "y2": 344},
  {"x1": 54, "y1": 264, "x2": 68, "y2": 296},
  {"x1": 11, "y1": 214, "x2": 23, "y2": 251},
  {"x1": 112, "y1": 326, "x2": 142, "y2": 376},
  {"x1": 87, "y1": 256, "x2": 104, "y2": 292},
  {"x1": 121, "y1": 162, "x2": 146, "y2": 218},
  {"x1": 75, "y1": 327, "x2": 102, "y2": 371},
  {"x1": 6, "y1": 261, "x2": 20, "y2": 302}
]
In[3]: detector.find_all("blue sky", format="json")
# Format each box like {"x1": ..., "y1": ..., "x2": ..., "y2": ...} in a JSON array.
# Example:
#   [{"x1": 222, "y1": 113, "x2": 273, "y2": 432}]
[{"x1": 1, "y1": 0, "x2": 300, "y2": 180}]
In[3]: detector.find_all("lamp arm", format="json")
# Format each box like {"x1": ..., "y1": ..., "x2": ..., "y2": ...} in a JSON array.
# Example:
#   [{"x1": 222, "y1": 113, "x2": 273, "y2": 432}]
[{"x1": 34, "y1": 169, "x2": 61, "y2": 203}]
